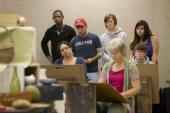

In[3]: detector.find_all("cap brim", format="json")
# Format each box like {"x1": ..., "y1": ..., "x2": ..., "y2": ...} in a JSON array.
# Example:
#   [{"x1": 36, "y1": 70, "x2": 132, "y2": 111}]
[{"x1": 75, "y1": 23, "x2": 85, "y2": 27}]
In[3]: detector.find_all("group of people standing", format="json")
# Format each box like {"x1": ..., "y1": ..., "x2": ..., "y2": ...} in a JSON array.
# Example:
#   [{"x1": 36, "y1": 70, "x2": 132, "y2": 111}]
[{"x1": 41, "y1": 9, "x2": 159, "y2": 113}]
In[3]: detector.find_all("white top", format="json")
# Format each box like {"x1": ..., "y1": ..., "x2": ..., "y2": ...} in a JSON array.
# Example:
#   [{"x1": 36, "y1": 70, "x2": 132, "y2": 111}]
[{"x1": 99, "y1": 27, "x2": 127, "y2": 67}]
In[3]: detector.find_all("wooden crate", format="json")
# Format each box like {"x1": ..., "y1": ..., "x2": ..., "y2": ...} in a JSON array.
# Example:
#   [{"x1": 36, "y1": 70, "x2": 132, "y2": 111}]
[{"x1": 64, "y1": 82, "x2": 96, "y2": 113}]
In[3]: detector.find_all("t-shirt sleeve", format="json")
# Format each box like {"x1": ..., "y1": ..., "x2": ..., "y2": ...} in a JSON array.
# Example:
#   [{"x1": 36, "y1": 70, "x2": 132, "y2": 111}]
[
  {"x1": 94, "y1": 35, "x2": 102, "y2": 49},
  {"x1": 129, "y1": 63, "x2": 140, "y2": 80},
  {"x1": 54, "y1": 58, "x2": 62, "y2": 64},
  {"x1": 101, "y1": 62, "x2": 112, "y2": 79},
  {"x1": 76, "y1": 57, "x2": 85, "y2": 64}
]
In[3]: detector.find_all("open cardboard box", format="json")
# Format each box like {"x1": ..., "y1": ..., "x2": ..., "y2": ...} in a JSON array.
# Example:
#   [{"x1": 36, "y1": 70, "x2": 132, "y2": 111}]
[{"x1": 40, "y1": 64, "x2": 86, "y2": 82}]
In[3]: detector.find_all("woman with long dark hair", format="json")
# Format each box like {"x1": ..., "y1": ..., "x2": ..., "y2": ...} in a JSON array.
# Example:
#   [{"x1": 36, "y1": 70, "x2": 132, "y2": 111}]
[{"x1": 129, "y1": 20, "x2": 159, "y2": 64}]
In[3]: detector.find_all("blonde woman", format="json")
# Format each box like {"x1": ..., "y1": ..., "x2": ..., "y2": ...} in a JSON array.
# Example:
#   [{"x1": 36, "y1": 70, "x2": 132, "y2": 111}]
[{"x1": 98, "y1": 38, "x2": 141, "y2": 113}]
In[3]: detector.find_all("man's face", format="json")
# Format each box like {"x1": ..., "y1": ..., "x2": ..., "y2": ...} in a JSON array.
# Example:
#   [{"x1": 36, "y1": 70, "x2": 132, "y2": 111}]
[
  {"x1": 135, "y1": 50, "x2": 146, "y2": 60},
  {"x1": 75, "y1": 25, "x2": 87, "y2": 37},
  {"x1": 53, "y1": 11, "x2": 64, "y2": 26}
]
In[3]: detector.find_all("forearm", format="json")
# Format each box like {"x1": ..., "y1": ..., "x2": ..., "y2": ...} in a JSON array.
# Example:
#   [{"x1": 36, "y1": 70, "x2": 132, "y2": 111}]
[
  {"x1": 151, "y1": 54, "x2": 157, "y2": 64},
  {"x1": 151, "y1": 36, "x2": 159, "y2": 64},
  {"x1": 41, "y1": 40, "x2": 50, "y2": 56},
  {"x1": 121, "y1": 87, "x2": 141, "y2": 99},
  {"x1": 86, "y1": 47, "x2": 104, "y2": 64},
  {"x1": 98, "y1": 75, "x2": 105, "y2": 83},
  {"x1": 46, "y1": 55, "x2": 53, "y2": 63},
  {"x1": 121, "y1": 80, "x2": 141, "y2": 98},
  {"x1": 92, "y1": 54, "x2": 101, "y2": 62}
]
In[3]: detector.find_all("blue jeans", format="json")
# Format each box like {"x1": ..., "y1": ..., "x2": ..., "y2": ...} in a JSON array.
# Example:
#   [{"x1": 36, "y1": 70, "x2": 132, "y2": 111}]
[{"x1": 86, "y1": 72, "x2": 99, "y2": 83}]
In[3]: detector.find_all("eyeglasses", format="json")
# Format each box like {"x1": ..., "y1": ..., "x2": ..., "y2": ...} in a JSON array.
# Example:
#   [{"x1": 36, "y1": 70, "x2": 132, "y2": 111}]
[{"x1": 60, "y1": 46, "x2": 70, "y2": 52}]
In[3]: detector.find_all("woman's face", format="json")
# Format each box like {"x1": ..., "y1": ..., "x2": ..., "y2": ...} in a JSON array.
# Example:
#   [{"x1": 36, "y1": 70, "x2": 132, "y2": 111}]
[
  {"x1": 111, "y1": 49, "x2": 123, "y2": 61},
  {"x1": 136, "y1": 25, "x2": 145, "y2": 37},
  {"x1": 59, "y1": 44, "x2": 72, "y2": 57},
  {"x1": 105, "y1": 18, "x2": 116, "y2": 31}
]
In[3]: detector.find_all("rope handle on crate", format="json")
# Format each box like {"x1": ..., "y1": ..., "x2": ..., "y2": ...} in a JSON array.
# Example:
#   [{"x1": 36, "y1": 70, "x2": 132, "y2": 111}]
[{"x1": 0, "y1": 25, "x2": 14, "y2": 44}]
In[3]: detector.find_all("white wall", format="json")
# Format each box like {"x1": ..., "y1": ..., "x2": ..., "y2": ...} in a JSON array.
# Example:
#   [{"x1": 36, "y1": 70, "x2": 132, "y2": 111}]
[{"x1": 0, "y1": 0, "x2": 170, "y2": 87}]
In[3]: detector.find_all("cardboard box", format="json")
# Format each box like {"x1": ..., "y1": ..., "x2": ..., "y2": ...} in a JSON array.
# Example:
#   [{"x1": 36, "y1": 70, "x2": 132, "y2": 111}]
[
  {"x1": 0, "y1": 13, "x2": 19, "y2": 25},
  {"x1": 41, "y1": 64, "x2": 86, "y2": 82},
  {"x1": 94, "y1": 83, "x2": 127, "y2": 103}
]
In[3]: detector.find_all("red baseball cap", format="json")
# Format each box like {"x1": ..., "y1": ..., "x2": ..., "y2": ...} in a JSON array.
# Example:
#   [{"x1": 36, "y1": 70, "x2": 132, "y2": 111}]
[{"x1": 74, "y1": 18, "x2": 87, "y2": 27}]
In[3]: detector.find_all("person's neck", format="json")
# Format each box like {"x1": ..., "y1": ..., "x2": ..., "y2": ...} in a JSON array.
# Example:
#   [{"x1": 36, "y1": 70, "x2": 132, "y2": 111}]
[
  {"x1": 108, "y1": 27, "x2": 116, "y2": 32},
  {"x1": 64, "y1": 55, "x2": 74, "y2": 61},
  {"x1": 139, "y1": 36, "x2": 144, "y2": 42},
  {"x1": 56, "y1": 24, "x2": 64, "y2": 29},
  {"x1": 137, "y1": 58, "x2": 145, "y2": 64},
  {"x1": 115, "y1": 57, "x2": 124, "y2": 66},
  {"x1": 63, "y1": 55, "x2": 76, "y2": 65},
  {"x1": 79, "y1": 32, "x2": 88, "y2": 37},
  {"x1": 113, "y1": 57, "x2": 125, "y2": 71}
]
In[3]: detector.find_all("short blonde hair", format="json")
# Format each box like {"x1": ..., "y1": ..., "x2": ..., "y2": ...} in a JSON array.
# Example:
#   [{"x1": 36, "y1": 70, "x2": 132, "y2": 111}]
[{"x1": 106, "y1": 38, "x2": 126, "y2": 54}]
